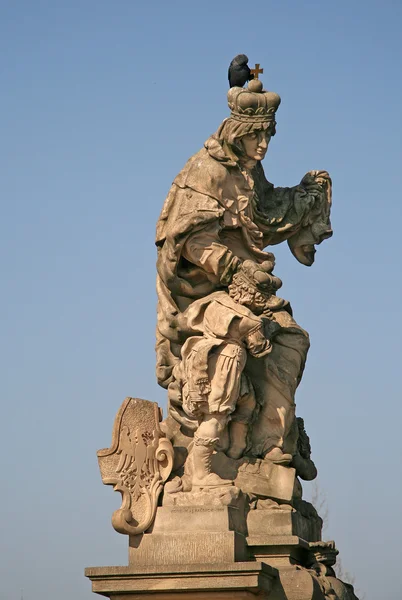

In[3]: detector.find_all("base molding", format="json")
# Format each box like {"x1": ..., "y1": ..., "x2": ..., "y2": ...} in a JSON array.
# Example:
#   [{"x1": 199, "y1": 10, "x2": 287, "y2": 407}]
[{"x1": 85, "y1": 562, "x2": 277, "y2": 599}]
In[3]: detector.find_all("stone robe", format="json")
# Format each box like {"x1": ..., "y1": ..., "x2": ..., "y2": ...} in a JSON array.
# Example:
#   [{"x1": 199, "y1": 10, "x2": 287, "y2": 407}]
[{"x1": 156, "y1": 133, "x2": 332, "y2": 456}]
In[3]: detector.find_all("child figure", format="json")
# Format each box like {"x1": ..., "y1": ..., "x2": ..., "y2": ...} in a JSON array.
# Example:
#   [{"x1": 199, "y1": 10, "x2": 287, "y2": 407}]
[{"x1": 181, "y1": 260, "x2": 282, "y2": 488}]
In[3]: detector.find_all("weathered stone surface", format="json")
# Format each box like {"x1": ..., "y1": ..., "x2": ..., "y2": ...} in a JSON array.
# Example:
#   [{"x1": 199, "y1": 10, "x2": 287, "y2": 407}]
[
  {"x1": 97, "y1": 398, "x2": 174, "y2": 535},
  {"x1": 239, "y1": 460, "x2": 295, "y2": 503},
  {"x1": 152, "y1": 504, "x2": 247, "y2": 536},
  {"x1": 129, "y1": 530, "x2": 247, "y2": 566},
  {"x1": 209, "y1": 453, "x2": 297, "y2": 503},
  {"x1": 108, "y1": 595, "x2": 271, "y2": 600},
  {"x1": 163, "y1": 483, "x2": 245, "y2": 509},
  {"x1": 129, "y1": 504, "x2": 248, "y2": 566},
  {"x1": 86, "y1": 60, "x2": 360, "y2": 600},
  {"x1": 86, "y1": 558, "x2": 358, "y2": 599},
  {"x1": 247, "y1": 534, "x2": 310, "y2": 568},
  {"x1": 93, "y1": 74, "x2": 331, "y2": 535},
  {"x1": 274, "y1": 567, "x2": 324, "y2": 600},
  {"x1": 247, "y1": 505, "x2": 321, "y2": 542},
  {"x1": 85, "y1": 562, "x2": 278, "y2": 598},
  {"x1": 156, "y1": 76, "x2": 332, "y2": 492},
  {"x1": 307, "y1": 541, "x2": 338, "y2": 567}
]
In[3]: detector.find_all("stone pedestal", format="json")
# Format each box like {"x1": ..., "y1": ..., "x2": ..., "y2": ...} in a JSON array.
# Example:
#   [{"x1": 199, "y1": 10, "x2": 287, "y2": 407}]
[
  {"x1": 129, "y1": 504, "x2": 248, "y2": 566},
  {"x1": 86, "y1": 399, "x2": 358, "y2": 599},
  {"x1": 86, "y1": 500, "x2": 356, "y2": 600},
  {"x1": 85, "y1": 562, "x2": 278, "y2": 599}
]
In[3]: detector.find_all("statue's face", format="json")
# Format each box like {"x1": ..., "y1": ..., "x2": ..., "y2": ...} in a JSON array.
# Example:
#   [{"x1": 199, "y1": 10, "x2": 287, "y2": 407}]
[{"x1": 241, "y1": 130, "x2": 271, "y2": 161}]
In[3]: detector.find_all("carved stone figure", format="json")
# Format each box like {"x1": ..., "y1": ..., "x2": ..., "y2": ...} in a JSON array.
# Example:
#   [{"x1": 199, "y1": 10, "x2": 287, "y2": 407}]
[
  {"x1": 156, "y1": 78, "x2": 332, "y2": 490},
  {"x1": 87, "y1": 66, "x2": 360, "y2": 600}
]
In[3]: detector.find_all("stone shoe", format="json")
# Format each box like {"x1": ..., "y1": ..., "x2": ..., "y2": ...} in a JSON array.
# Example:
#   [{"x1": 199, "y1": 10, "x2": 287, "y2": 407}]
[{"x1": 264, "y1": 446, "x2": 292, "y2": 465}]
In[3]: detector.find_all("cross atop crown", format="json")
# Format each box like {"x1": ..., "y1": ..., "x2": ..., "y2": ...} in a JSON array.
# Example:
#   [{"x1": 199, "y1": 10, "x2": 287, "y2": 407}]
[{"x1": 250, "y1": 63, "x2": 264, "y2": 80}]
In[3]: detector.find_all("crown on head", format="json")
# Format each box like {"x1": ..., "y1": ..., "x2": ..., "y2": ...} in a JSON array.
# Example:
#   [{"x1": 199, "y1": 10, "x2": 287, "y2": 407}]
[{"x1": 227, "y1": 79, "x2": 281, "y2": 124}]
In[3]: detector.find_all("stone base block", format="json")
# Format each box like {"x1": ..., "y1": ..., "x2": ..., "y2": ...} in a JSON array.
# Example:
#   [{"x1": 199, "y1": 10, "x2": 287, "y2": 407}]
[
  {"x1": 129, "y1": 505, "x2": 248, "y2": 566},
  {"x1": 85, "y1": 561, "x2": 356, "y2": 600},
  {"x1": 247, "y1": 535, "x2": 310, "y2": 567},
  {"x1": 102, "y1": 595, "x2": 269, "y2": 600},
  {"x1": 129, "y1": 531, "x2": 247, "y2": 566},
  {"x1": 85, "y1": 562, "x2": 278, "y2": 599},
  {"x1": 156, "y1": 500, "x2": 247, "y2": 535},
  {"x1": 247, "y1": 506, "x2": 320, "y2": 542},
  {"x1": 275, "y1": 567, "x2": 325, "y2": 600},
  {"x1": 212, "y1": 453, "x2": 296, "y2": 503}
]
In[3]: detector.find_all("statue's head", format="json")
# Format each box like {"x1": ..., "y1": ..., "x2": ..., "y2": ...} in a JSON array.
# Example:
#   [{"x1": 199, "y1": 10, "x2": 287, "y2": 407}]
[
  {"x1": 287, "y1": 172, "x2": 333, "y2": 266},
  {"x1": 215, "y1": 79, "x2": 281, "y2": 163}
]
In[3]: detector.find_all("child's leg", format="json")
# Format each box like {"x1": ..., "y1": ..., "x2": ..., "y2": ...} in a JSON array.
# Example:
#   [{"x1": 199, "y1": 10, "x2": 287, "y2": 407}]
[
  {"x1": 192, "y1": 413, "x2": 232, "y2": 487},
  {"x1": 189, "y1": 342, "x2": 247, "y2": 487}
]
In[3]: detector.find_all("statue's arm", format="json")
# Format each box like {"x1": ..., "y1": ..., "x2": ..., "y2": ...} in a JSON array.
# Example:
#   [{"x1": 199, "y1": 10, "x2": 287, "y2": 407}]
[
  {"x1": 254, "y1": 167, "x2": 333, "y2": 264},
  {"x1": 182, "y1": 221, "x2": 241, "y2": 285}
]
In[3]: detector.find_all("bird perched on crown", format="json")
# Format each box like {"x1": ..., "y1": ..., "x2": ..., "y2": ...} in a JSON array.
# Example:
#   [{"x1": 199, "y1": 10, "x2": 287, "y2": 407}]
[{"x1": 228, "y1": 54, "x2": 254, "y2": 88}]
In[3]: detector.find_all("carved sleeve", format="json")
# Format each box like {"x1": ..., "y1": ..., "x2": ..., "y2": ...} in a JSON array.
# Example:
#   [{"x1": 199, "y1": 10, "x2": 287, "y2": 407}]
[
  {"x1": 182, "y1": 222, "x2": 241, "y2": 285},
  {"x1": 252, "y1": 167, "x2": 332, "y2": 248}
]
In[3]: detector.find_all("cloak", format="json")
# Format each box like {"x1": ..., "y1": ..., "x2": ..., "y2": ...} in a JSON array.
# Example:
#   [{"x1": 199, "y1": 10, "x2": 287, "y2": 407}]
[{"x1": 156, "y1": 135, "x2": 332, "y2": 392}]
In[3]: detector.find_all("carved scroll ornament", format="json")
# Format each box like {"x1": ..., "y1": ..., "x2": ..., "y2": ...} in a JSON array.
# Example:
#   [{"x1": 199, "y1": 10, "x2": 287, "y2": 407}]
[{"x1": 97, "y1": 397, "x2": 174, "y2": 535}]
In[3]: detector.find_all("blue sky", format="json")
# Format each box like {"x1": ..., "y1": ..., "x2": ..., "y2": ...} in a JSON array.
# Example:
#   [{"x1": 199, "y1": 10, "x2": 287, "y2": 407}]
[{"x1": 1, "y1": 1, "x2": 401, "y2": 598}]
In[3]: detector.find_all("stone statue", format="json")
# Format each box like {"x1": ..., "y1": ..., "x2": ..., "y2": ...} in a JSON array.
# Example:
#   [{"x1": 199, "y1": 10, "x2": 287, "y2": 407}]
[
  {"x1": 87, "y1": 67, "x2": 360, "y2": 600},
  {"x1": 155, "y1": 78, "x2": 332, "y2": 491}
]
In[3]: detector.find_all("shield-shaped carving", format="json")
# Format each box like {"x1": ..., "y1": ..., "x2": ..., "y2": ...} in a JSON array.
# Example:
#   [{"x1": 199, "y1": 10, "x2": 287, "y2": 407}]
[{"x1": 97, "y1": 398, "x2": 174, "y2": 535}]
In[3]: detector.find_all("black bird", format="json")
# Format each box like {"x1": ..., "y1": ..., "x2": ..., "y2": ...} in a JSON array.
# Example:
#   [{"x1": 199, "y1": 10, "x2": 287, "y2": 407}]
[{"x1": 228, "y1": 54, "x2": 254, "y2": 88}]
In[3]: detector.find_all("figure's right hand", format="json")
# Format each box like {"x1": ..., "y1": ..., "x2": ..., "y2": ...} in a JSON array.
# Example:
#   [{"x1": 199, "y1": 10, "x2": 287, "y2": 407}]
[{"x1": 242, "y1": 260, "x2": 282, "y2": 294}]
